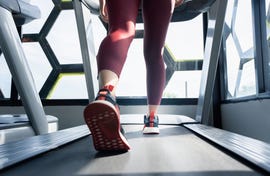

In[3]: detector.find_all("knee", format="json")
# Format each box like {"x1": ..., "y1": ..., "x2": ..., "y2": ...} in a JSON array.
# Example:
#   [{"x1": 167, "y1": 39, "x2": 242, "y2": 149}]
[
  {"x1": 144, "y1": 47, "x2": 164, "y2": 65},
  {"x1": 109, "y1": 22, "x2": 136, "y2": 41}
]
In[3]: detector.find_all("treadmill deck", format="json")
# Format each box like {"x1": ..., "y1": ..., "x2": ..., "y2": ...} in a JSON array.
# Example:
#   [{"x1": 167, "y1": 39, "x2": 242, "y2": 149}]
[{"x1": 1, "y1": 124, "x2": 263, "y2": 176}]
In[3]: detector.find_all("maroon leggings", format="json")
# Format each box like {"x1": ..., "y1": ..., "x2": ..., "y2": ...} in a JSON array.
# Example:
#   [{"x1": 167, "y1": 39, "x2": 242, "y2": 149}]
[{"x1": 97, "y1": 0, "x2": 174, "y2": 105}]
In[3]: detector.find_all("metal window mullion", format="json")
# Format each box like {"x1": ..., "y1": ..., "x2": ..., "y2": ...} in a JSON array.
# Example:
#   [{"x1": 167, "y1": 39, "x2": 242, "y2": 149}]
[
  {"x1": 259, "y1": 0, "x2": 270, "y2": 92},
  {"x1": 221, "y1": 24, "x2": 231, "y2": 100},
  {"x1": 39, "y1": 37, "x2": 60, "y2": 69},
  {"x1": 219, "y1": 41, "x2": 228, "y2": 101},
  {"x1": 39, "y1": 6, "x2": 60, "y2": 38},
  {"x1": 39, "y1": 69, "x2": 60, "y2": 99},
  {"x1": 251, "y1": 0, "x2": 267, "y2": 94}
]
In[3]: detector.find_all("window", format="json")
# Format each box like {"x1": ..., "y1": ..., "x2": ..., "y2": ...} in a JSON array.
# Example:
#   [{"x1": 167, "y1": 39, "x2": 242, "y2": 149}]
[
  {"x1": 118, "y1": 17, "x2": 204, "y2": 98},
  {"x1": 223, "y1": 0, "x2": 256, "y2": 99},
  {"x1": 0, "y1": 0, "x2": 203, "y2": 104},
  {"x1": 0, "y1": 54, "x2": 11, "y2": 98}
]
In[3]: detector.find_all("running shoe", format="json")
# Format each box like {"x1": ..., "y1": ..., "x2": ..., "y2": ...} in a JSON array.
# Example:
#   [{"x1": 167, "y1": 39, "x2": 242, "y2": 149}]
[
  {"x1": 143, "y1": 112, "x2": 160, "y2": 134},
  {"x1": 84, "y1": 87, "x2": 130, "y2": 151}
]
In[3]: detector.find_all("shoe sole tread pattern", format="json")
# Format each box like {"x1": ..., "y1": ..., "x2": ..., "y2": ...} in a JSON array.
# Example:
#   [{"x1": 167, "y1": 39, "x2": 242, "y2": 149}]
[{"x1": 84, "y1": 100, "x2": 130, "y2": 151}]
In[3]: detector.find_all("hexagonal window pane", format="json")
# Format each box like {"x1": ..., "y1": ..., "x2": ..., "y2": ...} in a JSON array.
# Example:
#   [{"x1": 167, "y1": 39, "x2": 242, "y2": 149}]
[
  {"x1": 225, "y1": 34, "x2": 241, "y2": 97},
  {"x1": 234, "y1": 0, "x2": 253, "y2": 52},
  {"x1": 48, "y1": 73, "x2": 88, "y2": 99},
  {"x1": 225, "y1": 0, "x2": 234, "y2": 28},
  {"x1": 166, "y1": 15, "x2": 204, "y2": 62},
  {"x1": 224, "y1": 0, "x2": 256, "y2": 99},
  {"x1": 238, "y1": 60, "x2": 256, "y2": 97},
  {"x1": 47, "y1": 10, "x2": 83, "y2": 64},
  {"x1": 164, "y1": 70, "x2": 201, "y2": 98},
  {"x1": 22, "y1": 42, "x2": 52, "y2": 92},
  {"x1": 0, "y1": 54, "x2": 11, "y2": 98},
  {"x1": 22, "y1": 0, "x2": 54, "y2": 34},
  {"x1": 117, "y1": 39, "x2": 147, "y2": 97}
]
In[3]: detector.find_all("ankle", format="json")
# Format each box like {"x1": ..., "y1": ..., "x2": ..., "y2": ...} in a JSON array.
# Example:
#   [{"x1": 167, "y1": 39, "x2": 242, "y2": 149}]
[
  {"x1": 146, "y1": 111, "x2": 157, "y2": 117},
  {"x1": 148, "y1": 105, "x2": 158, "y2": 115}
]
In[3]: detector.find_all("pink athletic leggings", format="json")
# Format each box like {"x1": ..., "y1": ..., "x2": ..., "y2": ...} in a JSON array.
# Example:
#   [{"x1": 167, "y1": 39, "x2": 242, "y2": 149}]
[{"x1": 97, "y1": 0, "x2": 174, "y2": 105}]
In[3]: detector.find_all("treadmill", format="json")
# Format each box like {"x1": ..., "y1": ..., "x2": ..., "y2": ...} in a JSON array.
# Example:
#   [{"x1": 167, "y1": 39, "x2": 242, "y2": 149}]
[
  {"x1": 1, "y1": 0, "x2": 270, "y2": 175},
  {"x1": 1, "y1": 114, "x2": 270, "y2": 175},
  {"x1": 0, "y1": 0, "x2": 58, "y2": 144}
]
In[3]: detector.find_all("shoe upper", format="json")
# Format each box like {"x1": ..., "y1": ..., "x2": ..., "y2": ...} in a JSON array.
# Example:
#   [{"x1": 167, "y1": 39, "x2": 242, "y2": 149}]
[
  {"x1": 144, "y1": 114, "x2": 159, "y2": 128},
  {"x1": 95, "y1": 88, "x2": 117, "y2": 105}
]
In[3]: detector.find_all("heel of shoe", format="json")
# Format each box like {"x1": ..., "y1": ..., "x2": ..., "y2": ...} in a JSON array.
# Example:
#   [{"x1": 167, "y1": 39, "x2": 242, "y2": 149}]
[{"x1": 84, "y1": 101, "x2": 130, "y2": 151}]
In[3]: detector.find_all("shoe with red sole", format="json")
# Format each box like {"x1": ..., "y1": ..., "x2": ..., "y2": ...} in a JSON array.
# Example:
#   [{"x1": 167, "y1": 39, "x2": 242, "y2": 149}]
[{"x1": 84, "y1": 87, "x2": 130, "y2": 151}]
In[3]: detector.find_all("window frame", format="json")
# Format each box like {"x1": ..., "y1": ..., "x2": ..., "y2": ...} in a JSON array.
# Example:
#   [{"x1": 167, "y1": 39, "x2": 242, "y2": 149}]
[{"x1": 221, "y1": 0, "x2": 270, "y2": 103}]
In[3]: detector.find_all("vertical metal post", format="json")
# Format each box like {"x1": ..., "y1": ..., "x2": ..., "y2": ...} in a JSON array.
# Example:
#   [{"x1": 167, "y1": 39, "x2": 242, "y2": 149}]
[
  {"x1": 0, "y1": 6, "x2": 48, "y2": 135},
  {"x1": 196, "y1": 0, "x2": 228, "y2": 124},
  {"x1": 73, "y1": 0, "x2": 98, "y2": 102},
  {"x1": 252, "y1": 0, "x2": 270, "y2": 93}
]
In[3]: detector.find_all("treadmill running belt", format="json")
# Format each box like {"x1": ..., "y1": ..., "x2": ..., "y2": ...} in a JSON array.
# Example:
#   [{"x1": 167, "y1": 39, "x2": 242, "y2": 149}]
[{"x1": 1, "y1": 125, "x2": 263, "y2": 176}]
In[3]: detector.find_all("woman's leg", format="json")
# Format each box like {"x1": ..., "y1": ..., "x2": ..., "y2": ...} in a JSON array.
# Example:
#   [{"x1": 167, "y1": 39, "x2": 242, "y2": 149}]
[
  {"x1": 97, "y1": 0, "x2": 141, "y2": 95},
  {"x1": 84, "y1": 0, "x2": 141, "y2": 151},
  {"x1": 142, "y1": 0, "x2": 175, "y2": 114}
]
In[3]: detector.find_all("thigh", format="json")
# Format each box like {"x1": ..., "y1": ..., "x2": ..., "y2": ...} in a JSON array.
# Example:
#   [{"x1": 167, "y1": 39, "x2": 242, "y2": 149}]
[
  {"x1": 106, "y1": 0, "x2": 141, "y2": 31},
  {"x1": 142, "y1": 0, "x2": 174, "y2": 47}
]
